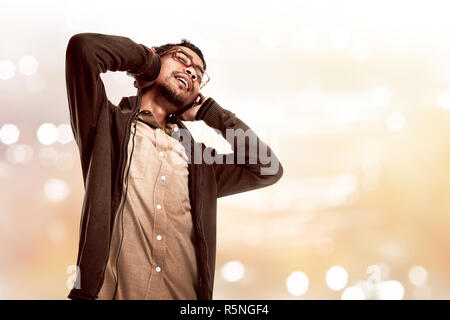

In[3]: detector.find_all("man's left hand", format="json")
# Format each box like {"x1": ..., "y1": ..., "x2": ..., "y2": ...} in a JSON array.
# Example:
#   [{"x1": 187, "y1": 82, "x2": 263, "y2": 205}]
[{"x1": 180, "y1": 93, "x2": 208, "y2": 121}]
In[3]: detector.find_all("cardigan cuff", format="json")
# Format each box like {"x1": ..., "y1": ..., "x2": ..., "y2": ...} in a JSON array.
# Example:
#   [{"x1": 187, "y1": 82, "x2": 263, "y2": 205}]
[{"x1": 194, "y1": 97, "x2": 225, "y2": 127}]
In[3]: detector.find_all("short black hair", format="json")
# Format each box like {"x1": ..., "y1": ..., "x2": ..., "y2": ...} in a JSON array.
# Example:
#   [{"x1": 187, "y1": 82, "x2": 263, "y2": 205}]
[{"x1": 153, "y1": 39, "x2": 206, "y2": 70}]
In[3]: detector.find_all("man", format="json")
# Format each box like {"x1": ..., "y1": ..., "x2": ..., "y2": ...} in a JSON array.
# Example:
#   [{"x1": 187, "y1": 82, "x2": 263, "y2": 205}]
[{"x1": 65, "y1": 32, "x2": 283, "y2": 300}]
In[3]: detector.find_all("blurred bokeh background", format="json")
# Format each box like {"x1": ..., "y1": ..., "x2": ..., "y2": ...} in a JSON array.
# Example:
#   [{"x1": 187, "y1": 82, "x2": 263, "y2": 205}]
[{"x1": 1, "y1": 0, "x2": 450, "y2": 299}]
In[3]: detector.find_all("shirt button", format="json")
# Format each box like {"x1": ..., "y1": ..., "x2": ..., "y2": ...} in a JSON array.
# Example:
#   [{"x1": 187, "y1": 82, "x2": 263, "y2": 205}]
[
  {"x1": 156, "y1": 204, "x2": 161, "y2": 210},
  {"x1": 156, "y1": 235, "x2": 162, "y2": 240},
  {"x1": 161, "y1": 175, "x2": 166, "y2": 181},
  {"x1": 159, "y1": 151, "x2": 164, "y2": 157},
  {"x1": 155, "y1": 128, "x2": 161, "y2": 133},
  {"x1": 156, "y1": 267, "x2": 161, "y2": 272}
]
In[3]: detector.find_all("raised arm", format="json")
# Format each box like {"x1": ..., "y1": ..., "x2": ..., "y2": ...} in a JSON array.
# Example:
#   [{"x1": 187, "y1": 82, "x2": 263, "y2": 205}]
[
  {"x1": 195, "y1": 98, "x2": 283, "y2": 198},
  {"x1": 65, "y1": 32, "x2": 160, "y2": 168}
]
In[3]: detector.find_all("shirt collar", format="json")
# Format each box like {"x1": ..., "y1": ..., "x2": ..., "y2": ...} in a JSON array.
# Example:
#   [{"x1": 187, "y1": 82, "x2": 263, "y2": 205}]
[{"x1": 137, "y1": 109, "x2": 179, "y2": 136}]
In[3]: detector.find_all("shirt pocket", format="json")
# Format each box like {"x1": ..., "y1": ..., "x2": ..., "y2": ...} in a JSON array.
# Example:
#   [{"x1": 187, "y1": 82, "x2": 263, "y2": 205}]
[{"x1": 129, "y1": 135, "x2": 152, "y2": 179}]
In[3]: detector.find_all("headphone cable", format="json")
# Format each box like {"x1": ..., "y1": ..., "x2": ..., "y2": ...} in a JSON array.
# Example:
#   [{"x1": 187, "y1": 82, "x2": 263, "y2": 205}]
[{"x1": 112, "y1": 109, "x2": 140, "y2": 299}]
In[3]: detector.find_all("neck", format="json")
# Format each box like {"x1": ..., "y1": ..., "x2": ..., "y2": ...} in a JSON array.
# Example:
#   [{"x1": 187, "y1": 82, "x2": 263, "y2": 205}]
[{"x1": 139, "y1": 87, "x2": 173, "y2": 128}]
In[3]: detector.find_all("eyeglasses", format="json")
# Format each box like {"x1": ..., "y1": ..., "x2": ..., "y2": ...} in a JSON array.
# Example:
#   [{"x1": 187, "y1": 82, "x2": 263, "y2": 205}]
[{"x1": 160, "y1": 48, "x2": 210, "y2": 89}]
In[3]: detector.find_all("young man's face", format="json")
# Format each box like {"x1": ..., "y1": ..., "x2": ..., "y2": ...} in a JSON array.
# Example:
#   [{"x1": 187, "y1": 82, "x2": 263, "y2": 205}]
[{"x1": 153, "y1": 46, "x2": 205, "y2": 111}]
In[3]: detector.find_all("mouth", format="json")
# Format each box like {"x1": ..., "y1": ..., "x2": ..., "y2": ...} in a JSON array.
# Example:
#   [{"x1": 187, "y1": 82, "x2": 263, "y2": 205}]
[{"x1": 174, "y1": 74, "x2": 191, "y2": 91}]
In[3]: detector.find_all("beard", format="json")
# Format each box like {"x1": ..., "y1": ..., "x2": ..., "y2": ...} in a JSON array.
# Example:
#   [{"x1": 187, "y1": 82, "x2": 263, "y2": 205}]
[{"x1": 154, "y1": 75, "x2": 189, "y2": 108}]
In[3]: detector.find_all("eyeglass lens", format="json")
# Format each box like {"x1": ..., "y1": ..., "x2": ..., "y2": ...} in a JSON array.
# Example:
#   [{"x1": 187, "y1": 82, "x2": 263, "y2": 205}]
[{"x1": 174, "y1": 51, "x2": 207, "y2": 85}]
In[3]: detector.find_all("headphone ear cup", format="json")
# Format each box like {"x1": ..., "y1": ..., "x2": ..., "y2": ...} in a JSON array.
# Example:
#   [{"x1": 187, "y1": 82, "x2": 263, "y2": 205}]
[{"x1": 174, "y1": 95, "x2": 202, "y2": 116}]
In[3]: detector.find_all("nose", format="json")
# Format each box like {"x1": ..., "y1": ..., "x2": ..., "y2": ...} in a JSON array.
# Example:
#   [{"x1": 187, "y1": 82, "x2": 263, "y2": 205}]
[{"x1": 185, "y1": 68, "x2": 197, "y2": 81}]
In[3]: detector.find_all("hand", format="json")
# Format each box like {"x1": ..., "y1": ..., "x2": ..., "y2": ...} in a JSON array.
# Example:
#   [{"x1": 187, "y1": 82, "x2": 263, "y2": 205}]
[
  {"x1": 126, "y1": 72, "x2": 156, "y2": 89},
  {"x1": 180, "y1": 93, "x2": 208, "y2": 121}
]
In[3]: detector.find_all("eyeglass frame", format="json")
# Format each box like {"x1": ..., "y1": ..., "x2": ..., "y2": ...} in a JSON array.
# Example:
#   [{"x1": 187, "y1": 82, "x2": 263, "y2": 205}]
[{"x1": 159, "y1": 47, "x2": 210, "y2": 89}]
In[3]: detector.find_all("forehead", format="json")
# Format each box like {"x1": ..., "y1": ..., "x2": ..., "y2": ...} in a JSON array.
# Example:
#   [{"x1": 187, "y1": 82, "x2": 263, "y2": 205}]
[{"x1": 173, "y1": 46, "x2": 204, "y2": 70}]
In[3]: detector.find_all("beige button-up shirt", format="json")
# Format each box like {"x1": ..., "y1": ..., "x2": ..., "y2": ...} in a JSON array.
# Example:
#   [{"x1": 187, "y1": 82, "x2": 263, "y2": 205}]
[{"x1": 97, "y1": 109, "x2": 199, "y2": 300}]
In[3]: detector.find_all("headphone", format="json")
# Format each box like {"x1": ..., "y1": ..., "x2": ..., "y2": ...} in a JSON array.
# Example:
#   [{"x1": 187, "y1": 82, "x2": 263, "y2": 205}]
[{"x1": 172, "y1": 94, "x2": 202, "y2": 117}]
